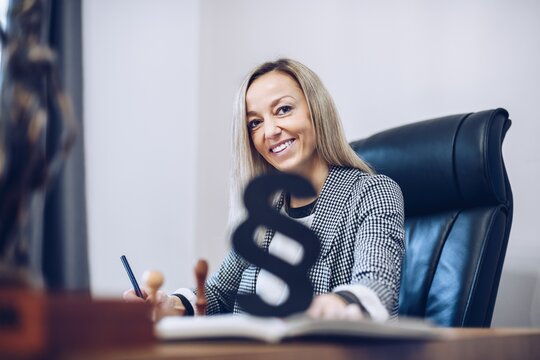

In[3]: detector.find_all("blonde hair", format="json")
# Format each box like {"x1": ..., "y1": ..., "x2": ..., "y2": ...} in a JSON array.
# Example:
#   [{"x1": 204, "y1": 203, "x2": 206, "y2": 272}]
[{"x1": 229, "y1": 58, "x2": 372, "y2": 229}]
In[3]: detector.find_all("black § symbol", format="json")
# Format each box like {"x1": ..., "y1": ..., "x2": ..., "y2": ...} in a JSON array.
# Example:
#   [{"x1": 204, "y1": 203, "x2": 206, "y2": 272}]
[{"x1": 232, "y1": 173, "x2": 321, "y2": 317}]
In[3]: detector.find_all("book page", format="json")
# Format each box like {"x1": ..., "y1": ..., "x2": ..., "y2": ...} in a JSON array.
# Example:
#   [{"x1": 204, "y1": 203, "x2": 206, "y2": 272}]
[
  {"x1": 282, "y1": 315, "x2": 439, "y2": 340},
  {"x1": 156, "y1": 315, "x2": 288, "y2": 343},
  {"x1": 156, "y1": 314, "x2": 441, "y2": 343}
]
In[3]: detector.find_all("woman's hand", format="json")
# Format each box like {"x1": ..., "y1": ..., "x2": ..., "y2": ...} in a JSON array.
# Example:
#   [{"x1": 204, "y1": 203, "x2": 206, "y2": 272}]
[
  {"x1": 122, "y1": 288, "x2": 148, "y2": 302},
  {"x1": 306, "y1": 293, "x2": 365, "y2": 320},
  {"x1": 123, "y1": 288, "x2": 186, "y2": 321}
]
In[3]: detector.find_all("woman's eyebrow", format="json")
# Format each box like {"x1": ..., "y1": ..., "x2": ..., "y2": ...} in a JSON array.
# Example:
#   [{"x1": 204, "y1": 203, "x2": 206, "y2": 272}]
[
  {"x1": 246, "y1": 95, "x2": 296, "y2": 118},
  {"x1": 246, "y1": 110, "x2": 258, "y2": 118},
  {"x1": 270, "y1": 95, "x2": 295, "y2": 108}
]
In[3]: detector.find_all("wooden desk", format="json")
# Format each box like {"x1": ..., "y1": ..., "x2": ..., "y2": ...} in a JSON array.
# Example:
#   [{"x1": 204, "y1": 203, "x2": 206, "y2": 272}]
[
  {"x1": 2, "y1": 292, "x2": 538, "y2": 359},
  {"x1": 64, "y1": 328, "x2": 540, "y2": 360}
]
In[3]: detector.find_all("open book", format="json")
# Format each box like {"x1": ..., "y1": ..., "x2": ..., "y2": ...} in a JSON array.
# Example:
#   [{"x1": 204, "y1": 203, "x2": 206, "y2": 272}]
[{"x1": 155, "y1": 314, "x2": 442, "y2": 343}]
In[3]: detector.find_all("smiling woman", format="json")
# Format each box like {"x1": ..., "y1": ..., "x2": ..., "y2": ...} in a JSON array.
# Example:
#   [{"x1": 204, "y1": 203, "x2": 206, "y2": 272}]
[
  {"x1": 246, "y1": 71, "x2": 325, "y2": 207},
  {"x1": 124, "y1": 58, "x2": 405, "y2": 322}
]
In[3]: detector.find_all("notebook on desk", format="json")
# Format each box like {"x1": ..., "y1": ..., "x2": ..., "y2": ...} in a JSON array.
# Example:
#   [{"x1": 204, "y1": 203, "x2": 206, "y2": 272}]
[{"x1": 155, "y1": 314, "x2": 442, "y2": 343}]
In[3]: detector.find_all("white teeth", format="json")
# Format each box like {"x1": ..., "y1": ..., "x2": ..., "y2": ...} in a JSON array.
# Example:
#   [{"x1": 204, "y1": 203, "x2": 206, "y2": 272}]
[{"x1": 271, "y1": 140, "x2": 293, "y2": 153}]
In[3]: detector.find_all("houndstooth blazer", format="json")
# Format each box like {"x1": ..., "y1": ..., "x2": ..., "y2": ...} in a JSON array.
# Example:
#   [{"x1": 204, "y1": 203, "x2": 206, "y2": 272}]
[{"x1": 203, "y1": 166, "x2": 405, "y2": 317}]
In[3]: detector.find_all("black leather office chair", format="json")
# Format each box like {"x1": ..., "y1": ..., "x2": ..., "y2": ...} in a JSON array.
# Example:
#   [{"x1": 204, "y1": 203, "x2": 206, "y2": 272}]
[{"x1": 350, "y1": 108, "x2": 513, "y2": 327}]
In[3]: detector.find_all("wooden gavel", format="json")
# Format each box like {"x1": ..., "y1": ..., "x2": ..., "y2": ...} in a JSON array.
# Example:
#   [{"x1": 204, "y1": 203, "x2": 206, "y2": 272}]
[{"x1": 194, "y1": 259, "x2": 208, "y2": 315}]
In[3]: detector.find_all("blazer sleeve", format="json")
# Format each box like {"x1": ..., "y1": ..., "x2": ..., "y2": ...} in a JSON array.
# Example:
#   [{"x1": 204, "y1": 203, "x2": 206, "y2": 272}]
[
  {"x1": 203, "y1": 248, "x2": 252, "y2": 314},
  {"x1": 350, "y1": 174, "x2": 405, "y2": 317}
]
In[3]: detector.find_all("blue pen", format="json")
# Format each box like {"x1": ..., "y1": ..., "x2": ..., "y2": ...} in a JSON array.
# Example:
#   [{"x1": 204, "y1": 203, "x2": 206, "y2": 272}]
[{"x1": 121, "y1": 255, "x2": 144, "y2": 298}]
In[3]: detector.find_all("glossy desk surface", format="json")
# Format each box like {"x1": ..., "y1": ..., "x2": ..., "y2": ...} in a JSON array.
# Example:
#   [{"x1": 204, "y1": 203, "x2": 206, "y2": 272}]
[{"x1": 65, "y1": 328, "x2": 540, "y2": 360}]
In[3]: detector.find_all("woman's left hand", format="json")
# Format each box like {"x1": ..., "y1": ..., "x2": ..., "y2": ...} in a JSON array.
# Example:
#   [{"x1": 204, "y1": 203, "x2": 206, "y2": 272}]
[{"x1": 306, "y1": 293, "x2": 365, "y2": 320}]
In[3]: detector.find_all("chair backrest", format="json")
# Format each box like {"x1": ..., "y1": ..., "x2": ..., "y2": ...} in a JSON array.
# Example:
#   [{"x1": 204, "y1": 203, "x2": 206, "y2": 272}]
[{"x1": 350, "y1": 108, "x2": 513, "y2": 327}]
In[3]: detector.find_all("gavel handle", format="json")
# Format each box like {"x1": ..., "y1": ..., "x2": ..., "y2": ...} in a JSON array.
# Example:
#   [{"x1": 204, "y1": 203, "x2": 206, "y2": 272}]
[{"x1": 195, "y1": 259, "x2": 208, "y2": 315}]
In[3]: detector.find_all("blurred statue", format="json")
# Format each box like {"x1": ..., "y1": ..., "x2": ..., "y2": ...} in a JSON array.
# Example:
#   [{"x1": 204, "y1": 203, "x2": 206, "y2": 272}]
[{"x1": 0, "y1": 0, "x2": 76, "y2": 286}]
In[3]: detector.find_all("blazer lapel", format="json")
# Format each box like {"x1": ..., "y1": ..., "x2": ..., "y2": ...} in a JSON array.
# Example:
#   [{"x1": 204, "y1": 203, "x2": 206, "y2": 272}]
[{"x1": 311, "y1": 166, "x2": 362, "y2": 259}]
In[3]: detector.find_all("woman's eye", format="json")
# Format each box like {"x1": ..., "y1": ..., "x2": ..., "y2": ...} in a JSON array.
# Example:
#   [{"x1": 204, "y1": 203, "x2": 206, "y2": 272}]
[
  {"x1": 247, "y1": 119, "x2": 262, "y2": 130},
  {"x1": 277, "y1": 105, "x2": 292, "y2": 115}
]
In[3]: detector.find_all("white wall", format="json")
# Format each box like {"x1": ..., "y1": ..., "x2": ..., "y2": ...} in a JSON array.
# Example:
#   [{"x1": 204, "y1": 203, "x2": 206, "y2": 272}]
[
  {"x1": 84, "y1": 0, "x2": 540, "y2": 325},
  {"x1": 83, "y1": 0, "x2": 200, "y2": 295}
]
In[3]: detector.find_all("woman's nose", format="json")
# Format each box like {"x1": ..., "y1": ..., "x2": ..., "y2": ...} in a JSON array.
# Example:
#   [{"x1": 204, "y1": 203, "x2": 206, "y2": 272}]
[{"x1": 263, "y1": 118, "x2": 281, "y2": 139}]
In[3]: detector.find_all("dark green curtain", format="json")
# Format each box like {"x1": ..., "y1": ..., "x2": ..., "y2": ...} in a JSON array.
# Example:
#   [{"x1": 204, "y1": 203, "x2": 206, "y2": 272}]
[{"x1": 41, "y1": 0, "x2": 89, "y2": 291}]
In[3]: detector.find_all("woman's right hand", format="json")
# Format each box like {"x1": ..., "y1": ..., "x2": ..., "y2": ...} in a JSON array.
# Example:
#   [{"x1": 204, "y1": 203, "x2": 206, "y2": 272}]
[
  {"x1": 123, "y1": 288, "x2": 148, "y2": 302},
  {"x1": 123, "y1": 288, "x2": 186, "y2": 321}
]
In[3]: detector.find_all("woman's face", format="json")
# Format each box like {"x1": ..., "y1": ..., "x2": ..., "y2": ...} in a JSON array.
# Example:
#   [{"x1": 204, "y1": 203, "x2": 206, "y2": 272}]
[{"x1": 246, "y1": 71, "x2": 320, "y2": 177}]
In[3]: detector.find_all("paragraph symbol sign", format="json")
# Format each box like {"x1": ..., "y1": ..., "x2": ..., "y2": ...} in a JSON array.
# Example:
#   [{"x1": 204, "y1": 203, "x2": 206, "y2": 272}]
[{"x1": 232, "y1": 173, "x2": 321, "y2": 317}]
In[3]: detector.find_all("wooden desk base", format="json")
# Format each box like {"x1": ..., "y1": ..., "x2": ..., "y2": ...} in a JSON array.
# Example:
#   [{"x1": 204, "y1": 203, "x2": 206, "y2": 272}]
[{"x1": 0, "y1": 290, "x2": 154, "y2": 358}]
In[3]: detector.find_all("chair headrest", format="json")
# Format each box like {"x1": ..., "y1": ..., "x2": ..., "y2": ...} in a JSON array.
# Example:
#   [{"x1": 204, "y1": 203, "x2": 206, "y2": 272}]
[{"x1": 350, "y1": 108, "x2": 511, "y2": 216}]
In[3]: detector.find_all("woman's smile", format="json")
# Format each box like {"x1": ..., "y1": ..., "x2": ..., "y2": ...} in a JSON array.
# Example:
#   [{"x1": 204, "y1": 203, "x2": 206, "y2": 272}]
[{"x1": 269, "y1": 139, "x2": 295, "y2": 154}]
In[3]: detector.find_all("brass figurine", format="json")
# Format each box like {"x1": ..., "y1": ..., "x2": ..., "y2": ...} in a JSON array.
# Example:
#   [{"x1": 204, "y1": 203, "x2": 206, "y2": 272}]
[{"x1": 0, "y1": 0, "x2": 76, "y2": 286}]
